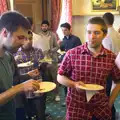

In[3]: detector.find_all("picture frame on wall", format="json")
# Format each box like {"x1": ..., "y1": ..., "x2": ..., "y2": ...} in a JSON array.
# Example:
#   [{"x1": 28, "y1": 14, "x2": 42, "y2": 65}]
[{"x1": 91, "y1": 0, "x2": 119, "y2": 11}]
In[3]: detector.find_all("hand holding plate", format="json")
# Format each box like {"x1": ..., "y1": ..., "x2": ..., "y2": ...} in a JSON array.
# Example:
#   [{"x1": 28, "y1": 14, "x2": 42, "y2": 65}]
[{"x1": 75, "y1": 81, "x2": 85, "y2": 91}]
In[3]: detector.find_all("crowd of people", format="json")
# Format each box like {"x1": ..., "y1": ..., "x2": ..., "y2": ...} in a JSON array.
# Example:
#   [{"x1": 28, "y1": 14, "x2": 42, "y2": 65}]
[{"x1": 0, "y1": 10, "x2": 120, "y2": 120}]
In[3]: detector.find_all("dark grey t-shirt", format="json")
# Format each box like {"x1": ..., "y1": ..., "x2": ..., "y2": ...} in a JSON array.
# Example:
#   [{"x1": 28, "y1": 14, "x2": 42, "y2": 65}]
[{"x1": 0, "y1": 52, "x2": 16, "y2": 120}]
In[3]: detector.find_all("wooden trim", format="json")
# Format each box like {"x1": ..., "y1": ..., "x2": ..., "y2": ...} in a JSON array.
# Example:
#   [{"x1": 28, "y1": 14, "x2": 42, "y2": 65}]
[
  {"x1": 6, "y1": 0, "x2": 11, "y2": 10},
  {"x1": 15, "y1": 0, "x2": 35, "y2": 4},
  {"x1": 42, "y1": 0, "x2": 47, "y2": 20}
]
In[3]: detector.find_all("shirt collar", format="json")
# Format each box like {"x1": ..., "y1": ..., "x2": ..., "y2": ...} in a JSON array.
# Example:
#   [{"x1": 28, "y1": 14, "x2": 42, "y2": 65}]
[
  {"x1": 64, "y1": 34, "x2": 72, "y2": 39},
  {"x1": 81, "y1": 42, "x2": 107, "y2": 57},
  {"x1": 18, "y1": 47, "x2": 34, "y2": 53}
]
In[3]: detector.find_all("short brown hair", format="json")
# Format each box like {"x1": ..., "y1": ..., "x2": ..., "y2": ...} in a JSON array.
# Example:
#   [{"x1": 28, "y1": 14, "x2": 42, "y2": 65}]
[
  {"x1": 103, "y1": 12, "x2": 114, "y2": 25},
  {"x1": 88, "y1": 17, "x2": 107, "y2": 34}
]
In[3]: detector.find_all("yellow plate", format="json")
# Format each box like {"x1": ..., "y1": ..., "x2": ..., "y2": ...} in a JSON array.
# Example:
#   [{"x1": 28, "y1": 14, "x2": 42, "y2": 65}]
[
  {"x1": 78, "y1": 84, "x2": 104, "y2": 91},
  {"x1": 17, "y1": 61, "x2": 33, "y2": 68},
  {"x1": 39, "y1": 58, "x2": 52, "y2": 63},
  {"x1": 34, "y1": 82, "x2": 56, "y2": 93}
]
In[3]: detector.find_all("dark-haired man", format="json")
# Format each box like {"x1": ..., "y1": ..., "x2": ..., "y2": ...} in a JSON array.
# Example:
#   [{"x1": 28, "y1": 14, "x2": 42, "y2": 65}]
[
  {"x1": 102, "y1": 12, "x2": 120, "y2": 119},
  {"x1": 57, "y1": 17, "x2": 120, "y2": 120},
  {"x1": 60, "y1": 22, "x2": 82, "y2": 53},
  {"x1": 33, "y1": 20, "x2": 60, "y2": 101},
  {"x1": 0, "y1": 11, "x2": 40, "y2": 120},
  {"x1": 59, "y1": 23, "x2": 82, "y2": 102},
  {"x1": 102, "y1": 12, "x2": 120, "y2": 54}
]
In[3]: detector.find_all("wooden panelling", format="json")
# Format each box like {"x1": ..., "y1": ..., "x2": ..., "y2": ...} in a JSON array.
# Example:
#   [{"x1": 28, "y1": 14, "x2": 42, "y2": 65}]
[{"x1": 16, "y1": 4, "x2": 33, "y2": 17}]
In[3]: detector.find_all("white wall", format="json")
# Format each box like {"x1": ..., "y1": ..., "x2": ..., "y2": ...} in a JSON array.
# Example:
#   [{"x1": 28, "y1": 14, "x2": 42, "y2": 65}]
[{"x1": 72, "y1": 15, "x2": 120, "y2": 43}]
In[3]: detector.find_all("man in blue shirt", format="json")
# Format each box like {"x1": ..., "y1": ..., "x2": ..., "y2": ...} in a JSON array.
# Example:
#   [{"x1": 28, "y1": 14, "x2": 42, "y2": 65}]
[
  {"x1": 59, "y1": 22, "x2": 82, "y2": 62},
  {"x1": 59, "y1": 23, "x2": 82, "y2": 105}
]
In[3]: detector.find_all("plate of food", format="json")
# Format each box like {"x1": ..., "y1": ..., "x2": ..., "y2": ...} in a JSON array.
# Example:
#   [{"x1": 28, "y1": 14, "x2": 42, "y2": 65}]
[
  {"x1": 34, "y1": 82, "x2": 56, "y2": 94},
  {"x1": 17, "y1": 61, "x2": 33, "y2": 68},
  {"x1": 78, "y1": 84, "x2": 104, "y2": 91}
]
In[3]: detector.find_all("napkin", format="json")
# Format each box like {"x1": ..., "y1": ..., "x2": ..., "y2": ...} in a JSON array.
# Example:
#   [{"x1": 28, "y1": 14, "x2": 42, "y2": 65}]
[{"x1": 86, "y1": 90, "x2": 98, "y2": 102}]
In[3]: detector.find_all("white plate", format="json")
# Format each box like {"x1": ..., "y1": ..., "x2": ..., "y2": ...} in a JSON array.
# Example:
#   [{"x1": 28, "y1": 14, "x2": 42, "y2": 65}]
[
  {"x1": 34, "y1": 82, "x2": 56, "y2": 93},
  {"x1": 78, "y1": 84, "x2": 104, "y2": 91},
  {"x1": 17, "y1": 61, "x2": 33, "y2": 68}
]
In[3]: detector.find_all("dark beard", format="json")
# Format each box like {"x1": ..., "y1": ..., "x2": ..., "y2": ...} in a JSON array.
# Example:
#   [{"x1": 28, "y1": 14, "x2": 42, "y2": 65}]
[{"x1": 42, "y1": 30, "x2": 48, "y2": 32}]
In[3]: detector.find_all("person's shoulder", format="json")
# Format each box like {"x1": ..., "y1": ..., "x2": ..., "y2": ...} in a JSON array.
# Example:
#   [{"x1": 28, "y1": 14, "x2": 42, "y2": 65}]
[
  {"x1": 67, "y1": 44, "x2": 83, "y2": 54},
  {"x1": 71, "y1": 34, "x2": 80, "y2": 39},
  {"x1": 104, "y1": 47, "x2": 116, "y2": 58},
  {"x1": 49, "y1": 31, "x2": 56, "y2": 37},
  {"x1": 15, "y1": 48, "x2": 22, "y2": 55},
  {"x1": 33, "y1": 48, "x2": 43, "y2": 54},
  {"x1": 5, "y1": 51, "x2": 15, "y2": 63},
  {"x1": 5, "y1": 51, "x2": 13, "y2": 57},
  {"x1": 109, "y1": 27, "x2": 120, "y2": 37},
  {"x1": 34, "y1": 47, "x2": 42, "y2": 52}
]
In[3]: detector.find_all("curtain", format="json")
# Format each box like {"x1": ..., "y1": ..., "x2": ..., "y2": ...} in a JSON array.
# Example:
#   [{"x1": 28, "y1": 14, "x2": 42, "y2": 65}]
[
  {"x1": 51, "y1": 0, "x2": 61, "y2": 33},
  {"x1": 63, "y1": 0, "x2": 72, "y2": 25},
  {"x1": 0, "y1": 0, "x2": 8, "y2": 14},
  {"x1": 57, "y1": 0, "x2": 72, "y2": 40}
]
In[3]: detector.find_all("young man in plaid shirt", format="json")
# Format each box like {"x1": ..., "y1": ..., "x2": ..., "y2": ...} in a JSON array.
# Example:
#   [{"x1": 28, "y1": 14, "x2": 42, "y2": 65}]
[{"x1": 57, "y1": 17, "x2": 120, "y2": 120}]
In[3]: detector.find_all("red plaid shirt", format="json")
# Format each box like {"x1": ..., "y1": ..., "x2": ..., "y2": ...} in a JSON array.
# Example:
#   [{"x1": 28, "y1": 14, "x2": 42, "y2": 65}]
[{"x1": 58, "y1": 43, "x2": 120, "y2": 120}]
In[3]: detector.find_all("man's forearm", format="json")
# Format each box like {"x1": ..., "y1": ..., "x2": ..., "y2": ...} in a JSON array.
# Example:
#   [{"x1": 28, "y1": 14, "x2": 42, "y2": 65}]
[
  {"x1": 109, "y1": 84, "x2": 120, "y2": 107},
  {"x1": 0, "y1": 84, "x2": 23, "y2": 105},
  {"x1": 57, "y1": 74, "x2": 75, "y2": 88}
]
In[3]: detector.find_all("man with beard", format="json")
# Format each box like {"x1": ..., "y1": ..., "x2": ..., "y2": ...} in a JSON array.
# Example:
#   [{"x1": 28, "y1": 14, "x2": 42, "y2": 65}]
[
  {"x1": 33, "y1": 20, "x2": 60, "y2": 101},
  {"x1": 57, "y1": 17, "x2": 120, "y2": 120},
  {"x1": 0, "y1": 11, "x2": 40, "y2": 120}
]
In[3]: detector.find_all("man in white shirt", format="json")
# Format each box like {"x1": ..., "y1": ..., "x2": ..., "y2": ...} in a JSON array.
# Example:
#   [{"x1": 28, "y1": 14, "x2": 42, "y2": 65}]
[
  {"x1": 102, "y1": 12, "x2": 120, "y2": 120},
  {"x1": 33, "y1": 20, "x2": 60, "y2": 101},
  {"x1": 115, "y1": 52, "x2": 120, "y2": 70},
  {"x1": 102, "y1": 12, "x2": 120, "y2": 55}
]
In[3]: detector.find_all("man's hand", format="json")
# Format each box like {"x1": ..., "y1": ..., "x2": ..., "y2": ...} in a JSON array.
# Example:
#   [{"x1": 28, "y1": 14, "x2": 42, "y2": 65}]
[
  {"x1": 74, "y1": 81, "x2": 85, "y2": 91},
  {"x1": 21, "y1": 79, "x2": 40, "y2": 92},
  {"x1": 115, "y1": 52, "x2": 120, "y2": 69},
  {"x1": 27, "y1": 69, "x2": 40, "y2": 77}
]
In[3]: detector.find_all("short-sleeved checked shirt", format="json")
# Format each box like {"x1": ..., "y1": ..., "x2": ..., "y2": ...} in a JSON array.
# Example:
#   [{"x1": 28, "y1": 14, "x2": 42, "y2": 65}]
[
  {"x1": 58, "y1": 43, "x2": 120, "y2": 120},
  {"x1": 15, "y1": 47, "x2": 44, "y2": 75}
]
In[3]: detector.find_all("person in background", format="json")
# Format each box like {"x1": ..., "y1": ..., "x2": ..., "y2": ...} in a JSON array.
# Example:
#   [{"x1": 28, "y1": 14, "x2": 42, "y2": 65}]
[
  {"x1": 60, "y1": 22, "x2": 82, "y2": 52},
  {"x1": 59, "y1": 22, "x2": 82, "y2": 62},
  {"x1": 14, "y1": 31, "x2": 46, "y2": 120},
  {"x1": 109, "y1": 52, "x2": 120, "y2": 119},
  {"x1": 57, "y1": 17, "x2": 120, "y2": 120},
  {"x1": 102, "y1": 12, "x2": 120, "y2": 54},
  {"x1": 33, "y1": 20, "x2": 60, "y2": 101},
  {"x1": 59, "y1": 22, "x2": 82, "y2": 106},
  {"x1": 25, "y1": 17, "x2": 35, "y2": 32},
  {"x1": 33, "y1": 20, "x2": 59, "y2": 64},
  {"x1": 102, "y1": 12, "x2": 120, "y2": 119},
  {"x1": 115, "y1": 52, "x2": 120, "y2": 70},
  {"x1": 0, "y1": 11, "x2": 40, "y2": 120}
]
